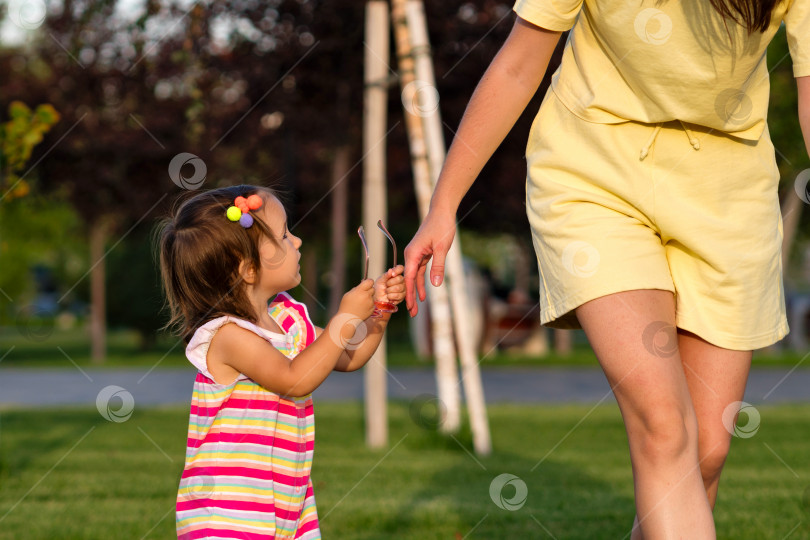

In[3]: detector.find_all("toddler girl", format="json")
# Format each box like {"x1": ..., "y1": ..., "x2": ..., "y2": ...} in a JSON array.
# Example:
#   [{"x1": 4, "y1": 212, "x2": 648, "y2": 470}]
[{"x1": 159, "y1": 184, "x2": 404, "y2": 539}]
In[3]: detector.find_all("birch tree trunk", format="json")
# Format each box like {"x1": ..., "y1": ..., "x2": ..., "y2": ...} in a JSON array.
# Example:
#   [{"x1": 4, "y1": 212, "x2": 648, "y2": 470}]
[
  {"x1": 391, "y1": 0, "x2": 461, "y2": 434},
  {"x1": 404, "y1": 0, "x2": 491, "y2": 455}
]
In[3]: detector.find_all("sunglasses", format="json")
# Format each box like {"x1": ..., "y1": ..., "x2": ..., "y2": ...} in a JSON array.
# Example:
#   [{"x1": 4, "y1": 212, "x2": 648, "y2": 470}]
[{"x1": 357, "y1": 220, "x2": 398, "y2": 317}]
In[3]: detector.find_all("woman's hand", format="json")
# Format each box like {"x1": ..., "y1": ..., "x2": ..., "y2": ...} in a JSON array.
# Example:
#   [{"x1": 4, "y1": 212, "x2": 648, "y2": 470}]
[
  {"x1": 403, "y1": 210, "x2": 457, "y2": 317},
  {"x1": 374, "y1": 265, "x2": 405, "y2": 305}
]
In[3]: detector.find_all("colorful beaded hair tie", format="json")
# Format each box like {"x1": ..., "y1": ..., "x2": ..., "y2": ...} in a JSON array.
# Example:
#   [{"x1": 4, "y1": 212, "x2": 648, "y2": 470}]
[{"x1": 226, "y1": 194, "x2": 263, "y2": 228}]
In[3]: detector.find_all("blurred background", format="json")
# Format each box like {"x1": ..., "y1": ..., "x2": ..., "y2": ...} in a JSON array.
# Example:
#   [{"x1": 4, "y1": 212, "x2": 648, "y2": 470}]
[
  {"x1": 1, "y1": 0, "x2": 809, "y2": 364},
  {"x1": 2, "y1": 1, "x2": 810, "y2": 538}
]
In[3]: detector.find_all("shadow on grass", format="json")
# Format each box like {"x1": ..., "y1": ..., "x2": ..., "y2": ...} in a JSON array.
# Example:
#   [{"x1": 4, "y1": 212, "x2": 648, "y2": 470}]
[
  {"x1": 0, "y1": 407, "x2": 186, "y2": 540},
  {"x1": 0, "y1": 409, "x2": 101, "y2": 482},
  {"x1": 315, "y1": 401, "x2": 637, "y2": 540},
  {"x1": 393, "y1": 426, "x2": 635, "y2": 537}
]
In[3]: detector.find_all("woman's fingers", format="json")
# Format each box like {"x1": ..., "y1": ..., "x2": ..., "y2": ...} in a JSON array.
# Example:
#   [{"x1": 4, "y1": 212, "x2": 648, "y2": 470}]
[
  {"x1": 404, "y1": 213, "x2": 456, "y2": 316},
  {"x1": 404, "y1": 243, "x2": 429, "y2": 316}
]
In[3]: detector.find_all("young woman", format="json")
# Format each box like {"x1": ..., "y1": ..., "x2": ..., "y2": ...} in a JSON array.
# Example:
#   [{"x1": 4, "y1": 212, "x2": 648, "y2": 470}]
[{"x1": 403, "y1": 1, "x2": 809, "y2": 537}]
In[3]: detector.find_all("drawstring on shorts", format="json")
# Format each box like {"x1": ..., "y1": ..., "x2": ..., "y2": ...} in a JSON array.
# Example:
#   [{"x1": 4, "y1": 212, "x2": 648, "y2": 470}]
[{"x1": 639, "y1": 120, "x2": 701, "y2": 161}]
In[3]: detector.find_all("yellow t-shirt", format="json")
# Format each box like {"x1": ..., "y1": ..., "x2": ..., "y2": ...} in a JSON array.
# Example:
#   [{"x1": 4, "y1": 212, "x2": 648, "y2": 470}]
[{"x1": 514, "y1": 0, "x2": 810, "y2": 140}]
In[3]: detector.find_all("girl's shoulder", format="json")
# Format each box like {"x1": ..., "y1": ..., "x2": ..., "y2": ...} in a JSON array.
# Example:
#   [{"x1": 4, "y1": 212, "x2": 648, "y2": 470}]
[
  {"x1": 185, "y1": 314, "x2": 285, "y2": 381},
  {"x1": 184, "y1": 294, "x2": 315, "y2": 378}
]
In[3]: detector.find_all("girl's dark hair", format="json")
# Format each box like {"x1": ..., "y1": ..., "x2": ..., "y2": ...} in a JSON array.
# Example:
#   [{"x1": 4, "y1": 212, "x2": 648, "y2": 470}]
[
  {"x1": 157, "y1": 184, "x2": 281, "y2": 343},
  {"x1": 709, "y1": 0, "x2": 782, "y2": 34}
]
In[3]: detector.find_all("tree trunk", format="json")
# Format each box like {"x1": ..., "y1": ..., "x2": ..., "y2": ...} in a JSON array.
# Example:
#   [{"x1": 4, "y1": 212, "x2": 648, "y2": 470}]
[
  {"x1": 781, "y1": 186, "x2": 802, "y2": 274},
  {"x1": 514, "y1": 237, "x2": 549, "y2": 355},
  {"x1": 328, "y1": 146, "x2": 350, "y2": 316},
  {"x1": 769, "y1": 186, "x2": 804, "y2": 352},
  {"x1": 301, "y1": 247, "x2": 318, "y2": 318},
  {"x1": 513, "y1": 238, "x2": 530, "y2": 299},
  {"x1": 90, "y1": 220, "x2": 107, "y2": 364},
  {"x1": 363, "y1": 0, "x2": 390, "y2": 449},
  {"x1": 554, "y1": 328, "x2": 573, "y2": 356},
  {"x1": 391, "y1": 0, "x2": 462, "y2": 435},
  {"x1": 404, "y1": 0, "x2": 491, "y2": 455}
]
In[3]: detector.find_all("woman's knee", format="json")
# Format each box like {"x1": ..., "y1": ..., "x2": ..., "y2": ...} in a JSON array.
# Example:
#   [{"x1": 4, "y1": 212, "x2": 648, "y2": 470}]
[
  {"x1": 630, "y1": 407, "x2": 699, "y2": 466},
  {"x1": 698, "y1": 436, "x2": 731, "y2": 483}
]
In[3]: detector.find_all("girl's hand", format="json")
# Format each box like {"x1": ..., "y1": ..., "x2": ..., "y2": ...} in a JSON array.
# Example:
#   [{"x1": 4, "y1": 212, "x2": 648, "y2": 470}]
[
  {"x1": 374, "y1": 265, "x2": 405, "y2": 305},
  {"x1": 339, "y1": 279, "x2": 375, "y2": 321}
]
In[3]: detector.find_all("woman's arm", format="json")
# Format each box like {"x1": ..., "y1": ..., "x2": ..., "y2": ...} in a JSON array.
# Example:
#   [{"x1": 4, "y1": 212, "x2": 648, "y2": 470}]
[
  {"x1": 798, "y1": 76, "x2": 810, "y2": 158},
  {"x1": 429, "y1": 17, "x2": 562, "y2": 215},
  {"x1": 404, "y1": 17, "x2": 563, "y2": 315}
]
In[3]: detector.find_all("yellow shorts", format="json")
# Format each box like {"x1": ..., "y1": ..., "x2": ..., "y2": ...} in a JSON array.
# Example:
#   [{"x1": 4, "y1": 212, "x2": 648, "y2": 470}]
[{"x1": 525, "y1": 89, "x2": 789, "y2": 351}]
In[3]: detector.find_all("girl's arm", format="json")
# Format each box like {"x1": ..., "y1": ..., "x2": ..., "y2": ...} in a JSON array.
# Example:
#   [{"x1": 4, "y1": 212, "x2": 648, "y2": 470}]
[
  {"x1": 321, "y1": 314, "x2": 392, "y2": 372},
  {"x1": 798, "y1": 76, "x2": 810, "y2": 158},
  {"x1": 321, "y1": 266, "x2": 406, "y2": 372},
  {"x1": 207, "y1": 279, "x2": 375, "y2": 397},
  {"x1": 404, "y1": 17, "x2": 563, "y2": 316}
]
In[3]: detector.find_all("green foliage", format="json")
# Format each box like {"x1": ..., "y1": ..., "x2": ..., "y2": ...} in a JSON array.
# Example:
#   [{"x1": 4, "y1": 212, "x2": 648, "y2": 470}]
[
  {"x1": 0, "y1": 192, "x2": 85, "y2": 323},
  {"x1": 0, "y1": 325, "x2": 804, "y2": 367},
  {"x1": 106, "y1": 231, "x2": 167, "y2": 347},
  {"x1": 0, "y1": 101, "x2": 60, "y2": 201},
  {"x1": 767, "y1": 25, "x2": 807, "y2": 177},
  {"x1": 0, "y1": 403, "x2": 807, "y2": 539}
]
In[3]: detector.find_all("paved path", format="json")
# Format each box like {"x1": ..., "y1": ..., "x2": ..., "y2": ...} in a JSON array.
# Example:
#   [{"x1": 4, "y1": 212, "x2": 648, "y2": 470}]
[{"x1": 1, "y1": 367, "x2": 808, "y2": 407}]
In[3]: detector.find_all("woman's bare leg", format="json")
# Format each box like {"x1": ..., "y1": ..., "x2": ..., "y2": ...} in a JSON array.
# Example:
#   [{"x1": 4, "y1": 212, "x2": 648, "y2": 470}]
[
  {"x1": 678, "y1": 329, "x2": 752, "y2": 506},
  {"x1": 629, "y1": 329, "x2": 753, "y2": 539},
  {"x1": 575, "y1": 289, "x2": 715, "y2": 540}
]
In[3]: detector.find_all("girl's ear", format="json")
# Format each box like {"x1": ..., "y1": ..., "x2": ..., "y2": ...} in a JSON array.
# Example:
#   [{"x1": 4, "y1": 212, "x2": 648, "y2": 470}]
[{"x1": 238, "y1": 259, "x2": 257, "y2": 285}]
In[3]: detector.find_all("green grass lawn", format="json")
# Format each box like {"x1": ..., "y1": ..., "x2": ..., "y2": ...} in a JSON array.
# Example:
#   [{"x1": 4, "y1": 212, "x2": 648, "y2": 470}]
[
  {"x1": 1, "y1": 326, "x2": 808, "y2": 370},
  {"x1": 0, "y1": 403, "x2": 808, "y2": 539}
]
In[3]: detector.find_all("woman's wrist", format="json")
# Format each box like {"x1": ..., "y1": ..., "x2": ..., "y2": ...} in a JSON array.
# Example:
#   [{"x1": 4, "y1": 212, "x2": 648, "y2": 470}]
[{"x1": 428, "y1": 195, "x2": 459, "y2": 216}]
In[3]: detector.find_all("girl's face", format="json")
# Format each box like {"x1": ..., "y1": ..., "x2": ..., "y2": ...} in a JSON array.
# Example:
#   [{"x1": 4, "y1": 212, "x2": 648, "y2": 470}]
[{"x1": 254, "y1": 196, "x2": 302, "y2": 295}]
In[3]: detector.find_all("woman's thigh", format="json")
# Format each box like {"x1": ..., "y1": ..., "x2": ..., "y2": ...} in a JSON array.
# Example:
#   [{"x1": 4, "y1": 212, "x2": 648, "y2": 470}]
[{"x1": 574, "y1": 288, "x2": 697, "y2": 439}]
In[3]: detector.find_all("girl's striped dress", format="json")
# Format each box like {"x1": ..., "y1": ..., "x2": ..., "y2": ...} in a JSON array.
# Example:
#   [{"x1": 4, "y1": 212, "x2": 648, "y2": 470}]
[{"x1": 176, "y1": 292, "x2": 321, "y2": 539}]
